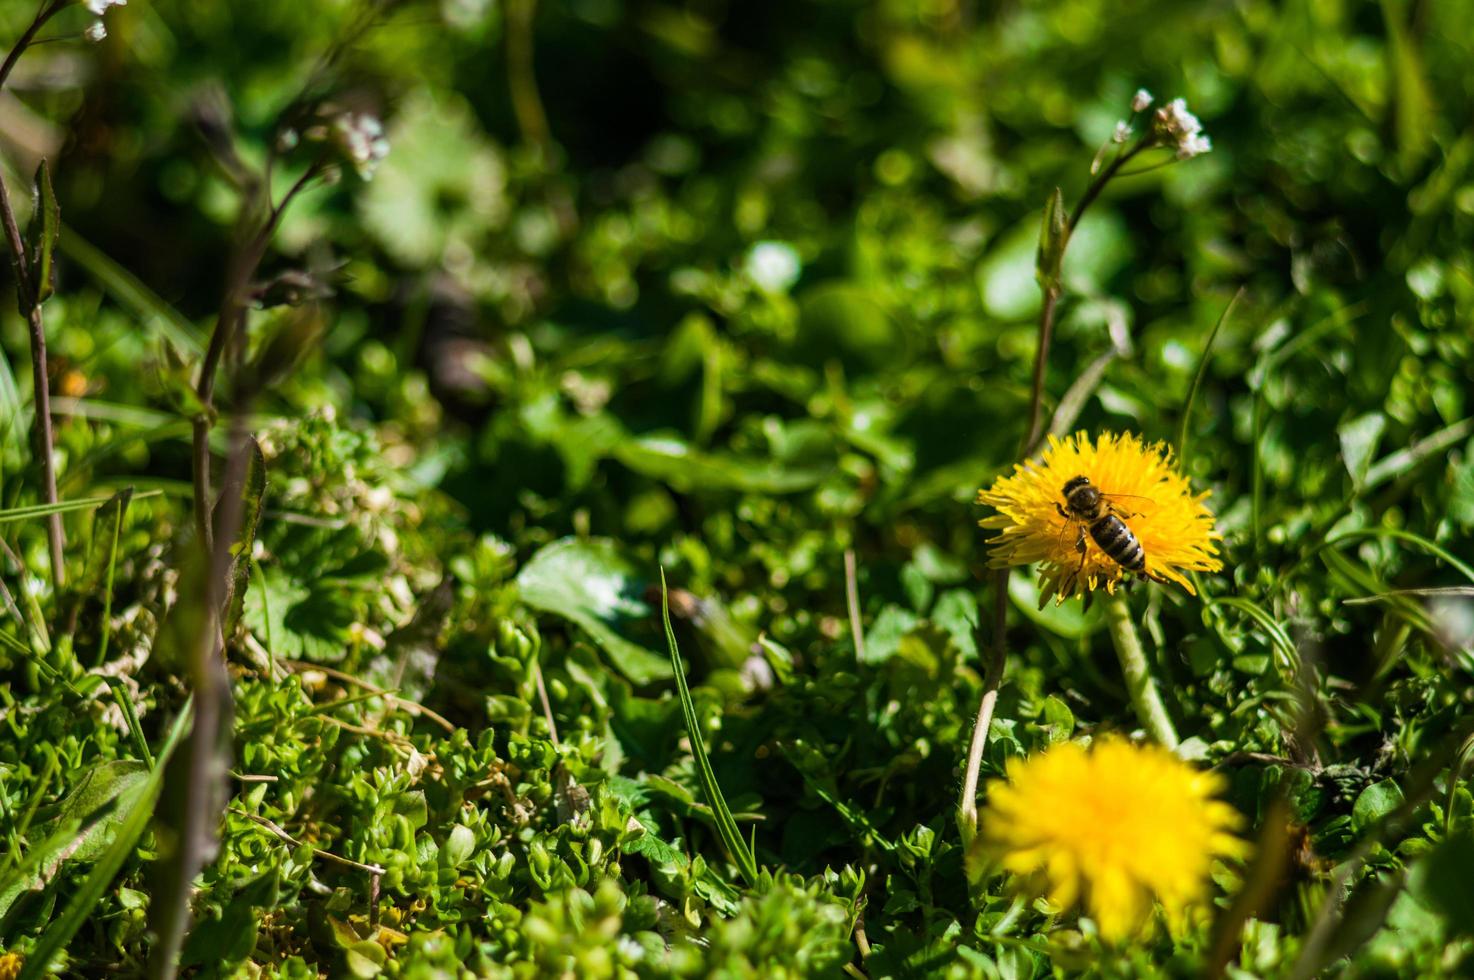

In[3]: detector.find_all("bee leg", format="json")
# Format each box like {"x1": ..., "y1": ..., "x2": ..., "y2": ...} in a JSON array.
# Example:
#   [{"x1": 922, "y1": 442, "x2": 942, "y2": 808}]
[
  {"x1": 1055, "y1": 502, "x2": 1069, "y2": 519},
  {"x1": 1074, "y1": 527, "x2": 1088, "y2": 587}
]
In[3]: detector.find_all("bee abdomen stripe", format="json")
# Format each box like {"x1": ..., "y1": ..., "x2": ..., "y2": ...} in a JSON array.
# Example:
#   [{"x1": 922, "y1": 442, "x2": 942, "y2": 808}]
[{"x1": 1091, "y1": 518, "x2": 1125, "y2": 546}]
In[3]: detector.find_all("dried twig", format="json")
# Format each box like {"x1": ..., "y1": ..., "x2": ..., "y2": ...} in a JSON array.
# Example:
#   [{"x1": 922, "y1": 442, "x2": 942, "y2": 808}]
[
  {"x1": 230, "y1": 806, "x2": 386, "y2": 876},
  {"x1": 280, "y1": 657, "x2": 457, "y2": 734}
]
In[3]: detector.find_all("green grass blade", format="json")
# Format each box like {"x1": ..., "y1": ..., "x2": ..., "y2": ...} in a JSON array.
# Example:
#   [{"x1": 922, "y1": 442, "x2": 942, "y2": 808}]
[
  {"x1": 0, "y1": 490, "x2": 162, "y2": 524},
  {"x1": 1177, "y1": 287, "x2": 1242, "y2": 460},
  {"x1": 18, "y1": 703, "x2": 191, "y2": 980},
  {"x1": 1212, "y1": 596, "x2": 1299, "y2": 672},
  {"x1": 660, "y1": 568, "x2": 760, "y2": 887},
  {"x1": 1291, "y1": 528, "x2": 1474, "y2": 590},
  {"x1": 59, "y1": 221, "x2": 204, "y2": 355}
]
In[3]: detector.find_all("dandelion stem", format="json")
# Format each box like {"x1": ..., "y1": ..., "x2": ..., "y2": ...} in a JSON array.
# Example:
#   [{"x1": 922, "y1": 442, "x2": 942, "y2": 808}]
[
  {"x1": 1105, "y1": 592, "x2": 1178, "y2": 748},
  {"x1": 957, "y1": 599, "x2": 1005, "y2": 840}
]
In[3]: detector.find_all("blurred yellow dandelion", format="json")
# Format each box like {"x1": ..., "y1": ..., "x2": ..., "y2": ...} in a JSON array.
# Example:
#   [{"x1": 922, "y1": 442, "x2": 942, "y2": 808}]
[
  {"x1": 977, "y1": 430, "x2": 1222, "y2": 605},
  {"x1": 980, "y1": 738, "x2": 1246, "y2": 942},
  {"x1": 0, "y1": 953, "x2": 20, "y2": 980}
]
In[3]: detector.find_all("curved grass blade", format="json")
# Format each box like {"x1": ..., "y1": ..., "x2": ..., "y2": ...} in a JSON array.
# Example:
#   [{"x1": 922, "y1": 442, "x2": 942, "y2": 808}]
[
  {"x1": 0, "y1": 490, "x2": 162, "y2": 525},
  {"x1": 1178, "y1": 287, "x2": 1243, "y2": 460},
  {"x1": 660, "y1": 568, "x2": 759, "y2": 887}
]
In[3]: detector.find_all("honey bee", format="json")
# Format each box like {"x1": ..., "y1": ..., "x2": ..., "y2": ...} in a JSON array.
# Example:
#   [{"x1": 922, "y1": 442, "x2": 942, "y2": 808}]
[{"x1": 1056, "y1": 475, "x2": 1159, "y2": 587}]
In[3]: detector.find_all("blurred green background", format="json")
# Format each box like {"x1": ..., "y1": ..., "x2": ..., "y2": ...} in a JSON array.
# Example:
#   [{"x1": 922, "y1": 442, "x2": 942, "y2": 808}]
[
  {"x1": 4, "y1": 0, "x2": 1474, "y2": 973},
  {"x1": 13, "y1": 0, "x2": 1473, "y2": 573}
]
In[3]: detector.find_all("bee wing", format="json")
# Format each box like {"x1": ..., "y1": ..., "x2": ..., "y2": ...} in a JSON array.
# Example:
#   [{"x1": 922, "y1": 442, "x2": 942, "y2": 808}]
[{"x1": 1099, "y1": 491, "x2": 1156, "y2": 503}]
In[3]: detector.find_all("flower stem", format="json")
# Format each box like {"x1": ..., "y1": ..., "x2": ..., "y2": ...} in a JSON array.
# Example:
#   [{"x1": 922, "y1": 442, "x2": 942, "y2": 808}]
[
  {"x1": 957, "y1": 589, "x2": 1006, "y2": 842},
  {"x1": 959, "y1": 138, "x2": 1147, "y2": 837},
  {"x1": 1104, "y1": 592, "x2": 1178, "y2": 748}
]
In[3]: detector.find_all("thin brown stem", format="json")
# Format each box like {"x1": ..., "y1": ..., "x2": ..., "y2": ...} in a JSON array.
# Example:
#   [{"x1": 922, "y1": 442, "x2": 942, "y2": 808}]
[
  {"x1": 1020, "y1": 287, "x2": 1061, "y2": 456},
  {"x1": 230, "y1": 806, "x2": 387, "y2": 876},
  {"x1": 191, "y1": 163, "x2": 322, "y2": 550},
  {"x1": 844, "y1": 547, "x2": 866, "y2": 663},
  {"x1": 0, "y1": 1, "x2": 69, "y2": 590},
  {"x1": 506, "y1": 0, "x2": 551, "y2": 153},
  {"x1": 0, "y1": 0, "x2": 63, "y2": 94},
  {"x1": 279, "y1": 658, "x2": 456, "y2": 733},
  {"x1": 532, "y1": 657, "x2": 560, "y2": 746}
]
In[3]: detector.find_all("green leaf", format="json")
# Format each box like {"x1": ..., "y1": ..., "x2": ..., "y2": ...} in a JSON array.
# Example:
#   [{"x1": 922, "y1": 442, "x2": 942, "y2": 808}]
[
  {"x1": 1352, "y1": 779, "x2": 1406, "y2": 833},
  {"x1": 794, "y1": 280, "x2": 901, "y2": 368},
  {"x1": 661, "y1": 568, "x2": 760, "y2": 886},
  {"x1": 516, "y1": 537, "x2": 671, "y2": 684},
  {"x1": 1039, "y1": 695, "x2": 1075, "y2": 743},
  {"x1": 1008, "y1": 574, "x2": 1105, "y2": 639},
  {"x1": 1337, "y1": 412, "x2": 1386, "y2": 486},
  {"x1": 216, "y1": 437, "x2": 267, "y2": 636},
  {"x1": 0, "y1": 761, "x2": 148, "y2": 920},
  {"x1": 443, "y1": 825, "x2": 476, "y2": 869},
  {"x1": 859, "y1": 605, "x2": 920, "y2": 665},
  {"x1": 978, "y1": 208, "x2": 1130, "y2": 321},
  {"x1": 1407, "y1": 833, "x2": 1474, "y2": 937},
  {"x1": 18, "y1": 707, "x2": 191, "y2": 980},
  {"x1": 931, "y1": 589, "x2": 979, "y2": 660},
  {"x1": 614, "y1": 435, "x2": 826, "y2": 495},
  {"x1": 1381, "y1": 0, "x2": 1434, "y2": 173},
  {"x1": 28, "y1": 159, "x2": 61, "y2": 305}
]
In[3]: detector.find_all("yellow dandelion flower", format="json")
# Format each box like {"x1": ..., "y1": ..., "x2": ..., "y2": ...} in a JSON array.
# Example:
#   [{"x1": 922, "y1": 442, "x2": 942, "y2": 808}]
[
  {"x1": 977, "y1": 430, "x2": 1222, "y2": 605},
  {"x1": 980, "y1": 738, "x2": 1247, "y2": 942},
  {"x1": 0, "y1": 952, "x2": 20, "y2": 980}
]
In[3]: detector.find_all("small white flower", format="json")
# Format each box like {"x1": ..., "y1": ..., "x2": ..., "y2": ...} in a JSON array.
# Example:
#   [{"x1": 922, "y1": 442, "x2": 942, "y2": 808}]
[
  {"x1": 1156, "y1": 98, "x2": 1201, "y2": 140},
  {"x1": 1112, "y1": 121, "x2": 1132, "y2": 144},
  {"x1": 85, "y1": 0, "x2": 126, "y2": 14},
  {"x1": 1177, "y1": 132, "x2": 1212, "y2": 159},
  {"x1": 84, "y1": 20, "x2": 106, "y2": 41},
  {"x1": 1153, "y1": 97, "x2": 1211, "y2": 160},
  {"x1": 332, "y1": 112, "x2": 391, "y2": 179},
  {"x1": 1131, "y1": 88, "x2": 1153, "y2": 113}
]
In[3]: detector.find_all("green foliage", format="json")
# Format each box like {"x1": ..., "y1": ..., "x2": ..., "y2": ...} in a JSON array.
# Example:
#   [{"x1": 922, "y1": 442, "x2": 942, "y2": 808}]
[{"x1": 1, "y1": 0, "x2": 1473, "y2": 976}]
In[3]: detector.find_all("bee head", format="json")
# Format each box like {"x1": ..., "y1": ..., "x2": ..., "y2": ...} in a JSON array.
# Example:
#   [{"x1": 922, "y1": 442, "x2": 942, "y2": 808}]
[{"x1": 1062, "y1": 475, "x2": 1098, "y2": 510}]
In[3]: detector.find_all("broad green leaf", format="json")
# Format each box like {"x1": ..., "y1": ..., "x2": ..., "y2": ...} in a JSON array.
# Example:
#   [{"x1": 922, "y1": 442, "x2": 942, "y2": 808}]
[
  {"x1": 1407, "y1": 832, "x2": 1474, "y2": 937},
  {"x1": 0, "y1": 761, "x2": 148, "y2": 920},
  {"x1": 977, "y1": 208, "x2": 1130, "y2": 321},
  {"x1": 859, "y1": 604, "x2": 919, "y2": 665},
  {"x1": 516, "y1": 537, "x2": 671, "y2": 684},
  {"x1": 19, "y1": 707, "x2": 191, "y2": 980},
  {"x1": 1337, "y1": 412, "x2": 1386, "y2": 486},
  {"x1": 1007, "y1": 574, "x2": 1106, "y2": 639},
  {"x1": 1352, "y1": 779, "x2": 1405, "y2": 833},
  {"x1": 795, "y1": 280, "x2": 900, "y2": 368},
  {"x1": 614, "y1": 435, "x2": 826, "y2": 495}
]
